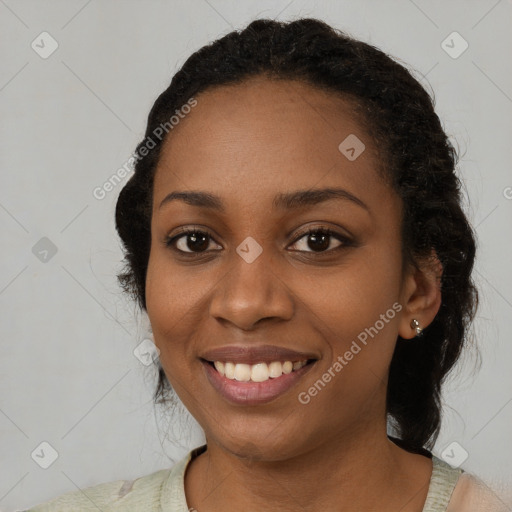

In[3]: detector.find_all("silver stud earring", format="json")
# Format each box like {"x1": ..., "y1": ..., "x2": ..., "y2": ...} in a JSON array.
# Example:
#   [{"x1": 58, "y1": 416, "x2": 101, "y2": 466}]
[{"x1": 410, "y1": 319, "x2": 423, "y2": 337}]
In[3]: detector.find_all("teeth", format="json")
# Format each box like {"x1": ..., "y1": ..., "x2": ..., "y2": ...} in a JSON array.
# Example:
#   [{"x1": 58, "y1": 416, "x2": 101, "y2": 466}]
[
  {"x1": 268, "y1": 361, "x2": 283, "y2": 378},
  {"x1": 213, "y1": 360, "x2": 308, "y2": 382},
  {"x1": 282, "y1": 361, "x2": 293, "y2": 374},
  {"x1": 224, "y1": 362, "x2": 235, "y2": 379},
  {"x1": 234, "y1": 363, "x2": 251, "y2": 381},
  {"x1": 251, "y1": 363, "x2": 269, "y2": 383},
  {"x1": 214, "y1": 361, "x2": 225, "y2": 375}
]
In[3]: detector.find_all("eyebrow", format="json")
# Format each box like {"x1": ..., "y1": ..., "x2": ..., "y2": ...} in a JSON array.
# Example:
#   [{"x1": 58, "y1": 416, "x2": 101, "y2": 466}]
[{"x1": 158, "y1": 187, "x2": 369, "y2": 213}]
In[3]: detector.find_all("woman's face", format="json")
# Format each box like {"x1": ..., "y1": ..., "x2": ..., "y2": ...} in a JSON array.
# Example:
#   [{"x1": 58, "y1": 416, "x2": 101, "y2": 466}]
[{"x1": 146, "y1": 77, "x2": 414, "y2": 460}]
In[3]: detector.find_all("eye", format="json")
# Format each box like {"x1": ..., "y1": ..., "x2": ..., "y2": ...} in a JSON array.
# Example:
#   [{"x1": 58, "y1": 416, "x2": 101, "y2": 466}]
[
  {"x1": 165, "y1": 226, "x2": 353, "y2": 256},
  {"x1": 289, "y1": 227, "x2": 351, "y2": 253},
  {"x1": 165, "y1": 228, "x2": 221, "y2": 254}
]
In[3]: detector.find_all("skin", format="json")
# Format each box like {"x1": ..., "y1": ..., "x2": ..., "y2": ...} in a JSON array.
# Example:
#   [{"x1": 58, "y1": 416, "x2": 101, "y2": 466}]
[{"x1": 145, "y1": 76, "x2": 443, "y2": 512}]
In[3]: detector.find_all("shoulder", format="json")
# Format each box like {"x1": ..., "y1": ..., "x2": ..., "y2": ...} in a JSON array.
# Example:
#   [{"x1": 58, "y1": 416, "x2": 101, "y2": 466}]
[
  {"x1": 447, "y1": 472, "x2": 510, "y2": 512},
  {"x1": 25, "y1": 468, "x2": 171, "y2": 511},
  {"x1": 422, "y1": 455, "x2": 510, "y2": 512},
  {"x1": 25, "y1": 445, "x2": 204, "y2": 512}
]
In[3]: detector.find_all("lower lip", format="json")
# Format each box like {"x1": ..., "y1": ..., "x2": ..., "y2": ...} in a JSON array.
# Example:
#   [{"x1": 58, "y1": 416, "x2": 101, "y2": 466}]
[{"x1": 202, "y1": 360, "x2": 315, "y2": 406}]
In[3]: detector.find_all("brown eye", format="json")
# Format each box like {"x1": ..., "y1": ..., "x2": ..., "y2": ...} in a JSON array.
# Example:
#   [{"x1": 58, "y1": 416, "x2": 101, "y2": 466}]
[
  {"x1": 166, "y1": 229, "x2": 221, "y2": 254},
  {"x1": 165, "y1": 226, "x2": 352, "y2": 257},
  {"x1": 290, "y1": 228, "x2": 351, "y2": 253}
]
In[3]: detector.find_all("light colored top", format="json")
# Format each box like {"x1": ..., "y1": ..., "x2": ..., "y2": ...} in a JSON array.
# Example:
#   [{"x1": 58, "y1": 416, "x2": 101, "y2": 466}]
[{"x1": 23, "y1": 444, "x2": 506, "y2": 511}]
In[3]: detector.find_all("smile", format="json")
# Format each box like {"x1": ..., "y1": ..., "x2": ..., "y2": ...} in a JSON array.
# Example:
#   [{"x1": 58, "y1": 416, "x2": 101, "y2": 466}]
[
  {"x1": 212, "y1": 360, "x2": 309, "y2": 382},
  {"x1": 201, "y1": 358, "x2": 317, "y2": 405}
]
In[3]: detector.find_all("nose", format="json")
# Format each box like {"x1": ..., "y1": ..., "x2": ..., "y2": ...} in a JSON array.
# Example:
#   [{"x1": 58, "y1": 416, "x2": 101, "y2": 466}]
[{"x1": 208, "y1": 243, "x2": 294, "y2": 331}]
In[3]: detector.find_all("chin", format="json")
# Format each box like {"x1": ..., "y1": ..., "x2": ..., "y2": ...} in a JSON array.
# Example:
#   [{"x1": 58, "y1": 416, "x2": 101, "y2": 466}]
[
  {"x1": 229, "y1": 441, "x2": 267, "y2": 461},
  {"x1": 214, "y1": 432, "x2": 306, "y2": 463}
]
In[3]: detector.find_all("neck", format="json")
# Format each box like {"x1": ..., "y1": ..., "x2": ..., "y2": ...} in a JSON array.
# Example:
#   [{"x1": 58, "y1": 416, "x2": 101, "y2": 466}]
[{"x1": 184, "y1": 423, "x2": 433, "y2": 512}]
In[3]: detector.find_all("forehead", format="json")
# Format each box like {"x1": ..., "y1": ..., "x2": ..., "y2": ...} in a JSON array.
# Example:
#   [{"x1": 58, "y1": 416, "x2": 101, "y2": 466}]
[{"x1": 153, "y1": 77, "x2": 390, "y2": 214}]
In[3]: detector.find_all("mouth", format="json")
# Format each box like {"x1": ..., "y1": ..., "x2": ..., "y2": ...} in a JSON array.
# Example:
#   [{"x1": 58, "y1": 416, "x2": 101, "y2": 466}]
[
  {"x1": 204, "y1": 358, "x2": 316, "y2": 382},
  {"x1": 200, "y1": 357, "x2": 317, "y2": 405}
]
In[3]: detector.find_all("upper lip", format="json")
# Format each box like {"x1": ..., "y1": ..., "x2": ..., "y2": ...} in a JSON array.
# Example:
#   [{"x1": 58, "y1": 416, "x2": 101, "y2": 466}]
[{"x1": 200, "y1": 345, "x2": 318, "y2": 365}]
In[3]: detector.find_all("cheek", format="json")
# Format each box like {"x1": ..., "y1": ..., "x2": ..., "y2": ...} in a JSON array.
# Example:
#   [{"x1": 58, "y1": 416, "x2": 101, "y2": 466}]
[
  {"x1": 304, "y1": 246, "x2": 403, "y2": 374},
  {"x1": 314, "y1": 249, "x2": 401, "y2": 327},
  {"x1": 145, "y1": 254, "x2": 201, "y2": 368},
  {"x1": 294, "y1": 259, "x2": 402, "y2": 423}
]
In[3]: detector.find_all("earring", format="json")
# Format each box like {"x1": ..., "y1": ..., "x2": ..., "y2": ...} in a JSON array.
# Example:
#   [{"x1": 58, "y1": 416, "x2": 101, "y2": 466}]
[{"x1": 410, "y1": 319, "x2": 423, "y2": 337}]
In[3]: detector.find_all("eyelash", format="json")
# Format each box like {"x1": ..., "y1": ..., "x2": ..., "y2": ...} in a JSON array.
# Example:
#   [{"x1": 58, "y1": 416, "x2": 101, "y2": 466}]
[{"x1": 165, "y1": 226, "x2": 353, "y2": 257}]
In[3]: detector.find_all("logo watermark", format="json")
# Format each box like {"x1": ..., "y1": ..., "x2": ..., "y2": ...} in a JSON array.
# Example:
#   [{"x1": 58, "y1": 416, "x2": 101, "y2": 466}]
[
  {"x1": 298, "y1": 302, "x2": 402, "y2": 405},
  {"x1": 93, "y1": 97, "x2": 198, "y2": 200}
]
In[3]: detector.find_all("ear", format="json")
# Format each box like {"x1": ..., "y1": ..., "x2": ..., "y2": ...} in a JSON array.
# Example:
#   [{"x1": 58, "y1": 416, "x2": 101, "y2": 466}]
[{"x1": 398, "y1": 250, "x2": 443, "y2": 340}]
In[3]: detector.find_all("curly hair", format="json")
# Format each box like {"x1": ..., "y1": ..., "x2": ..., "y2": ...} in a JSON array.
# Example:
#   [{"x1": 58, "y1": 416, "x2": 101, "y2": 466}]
[{"x1": 115, "y1": 18, "x2": 478, "y2": 453}]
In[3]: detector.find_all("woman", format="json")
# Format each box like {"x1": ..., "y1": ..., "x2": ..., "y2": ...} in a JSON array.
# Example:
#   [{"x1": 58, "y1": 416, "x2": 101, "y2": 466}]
[{"x1": 26, "y1": 17, "x2": 507, "y2": 512}]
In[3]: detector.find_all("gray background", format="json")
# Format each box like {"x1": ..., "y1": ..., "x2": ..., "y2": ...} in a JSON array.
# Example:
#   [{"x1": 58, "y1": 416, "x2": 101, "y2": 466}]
[{"x1": 1, "y1": 0, "x2": 511, "y2": 510}]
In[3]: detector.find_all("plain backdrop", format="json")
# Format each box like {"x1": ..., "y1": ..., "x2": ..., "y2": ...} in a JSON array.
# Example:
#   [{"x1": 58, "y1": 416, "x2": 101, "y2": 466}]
[{"x1": 1, "y1": 1, "x2": 511, "y2": 510}]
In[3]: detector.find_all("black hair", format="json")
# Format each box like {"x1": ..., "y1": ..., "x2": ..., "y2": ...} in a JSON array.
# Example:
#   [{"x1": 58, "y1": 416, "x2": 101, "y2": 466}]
[{"x1": 115, "y1": 18, "x2": 478, "y2": 453}]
